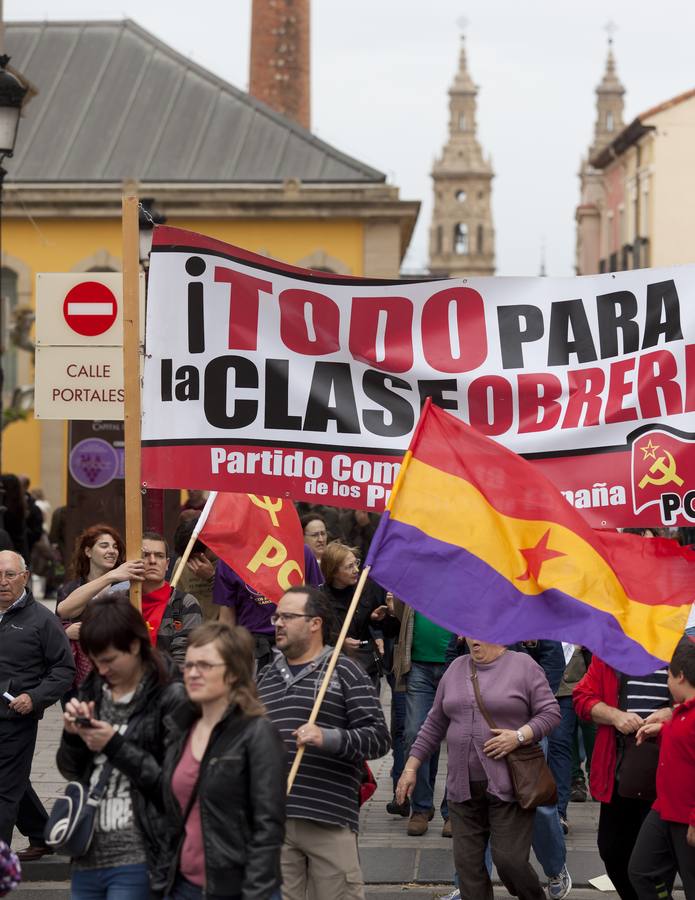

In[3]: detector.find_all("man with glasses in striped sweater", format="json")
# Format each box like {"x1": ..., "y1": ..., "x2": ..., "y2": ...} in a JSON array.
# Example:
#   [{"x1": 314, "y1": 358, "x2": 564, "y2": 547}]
[{"x1": 258, "y1": 585, "x2": 390, "y2": 900}]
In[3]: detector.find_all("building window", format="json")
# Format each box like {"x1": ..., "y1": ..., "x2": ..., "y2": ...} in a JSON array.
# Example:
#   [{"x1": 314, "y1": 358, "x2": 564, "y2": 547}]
[
  {"x1": 456, "y1": 190, "x2": 467, "y2": 203},
  {"x1": 459, "y1": 113, "x2": 466, "y2": 130},
  {"x1": 1, "y1": 267, "x2": 19, "y2": 401},
  {"x1": 606, "y1": 111, "x2": 614, "y2": 132},
  {"x1": 436, "y1": 225, "x2": 443, "y2": 255},
  {"x1": 477, "y1": 224, "x2": 484, "y2": 254},
  {"x1": 454, "y1": 223, "x2": 469, "y2": 255}
]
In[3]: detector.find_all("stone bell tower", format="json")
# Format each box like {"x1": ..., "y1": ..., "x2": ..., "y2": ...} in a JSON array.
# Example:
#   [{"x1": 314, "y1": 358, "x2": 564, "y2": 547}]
[
  {"x1": 428, "y1": 31, "x2": 495, "y2": 276},
  {"x1": 576, "y1": 30, "x2": 626, "y2": 274}
]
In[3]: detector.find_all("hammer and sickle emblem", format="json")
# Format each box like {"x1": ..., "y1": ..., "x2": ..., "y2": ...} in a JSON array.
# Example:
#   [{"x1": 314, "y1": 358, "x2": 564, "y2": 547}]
[
  {"x1": 247, "y1": 495, "x2": 283, "y2": 527},
  {"x1": 638, "y1": 451, "x2": 684, "y2": 490}
]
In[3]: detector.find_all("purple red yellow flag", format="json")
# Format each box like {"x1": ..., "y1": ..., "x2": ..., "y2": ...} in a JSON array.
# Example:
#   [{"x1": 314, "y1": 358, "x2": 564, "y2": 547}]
[{"x1": 366, "y1": 400, "x2": 694, "y2": 674}]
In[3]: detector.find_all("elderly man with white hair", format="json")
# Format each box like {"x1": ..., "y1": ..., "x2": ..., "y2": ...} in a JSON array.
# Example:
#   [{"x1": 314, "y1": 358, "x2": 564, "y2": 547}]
[{"x1": 0, "y1": 550, "x2": 74, "y2": 859}]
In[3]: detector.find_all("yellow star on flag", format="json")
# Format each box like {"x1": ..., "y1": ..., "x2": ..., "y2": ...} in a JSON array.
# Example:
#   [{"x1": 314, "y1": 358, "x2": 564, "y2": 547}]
[{"x1": 640, "y1": 439, "x2": 659, "y2": 461}]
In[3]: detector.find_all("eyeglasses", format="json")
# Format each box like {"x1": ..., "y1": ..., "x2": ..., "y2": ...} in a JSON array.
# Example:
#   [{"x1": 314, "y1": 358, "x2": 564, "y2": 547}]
[
  {"x1": 304, "y1": 530, "x2": 327, "y2": 539},
  {"x1": 270, "y1": 612, "x2": 314, "y2": 625},
  {"x1": 0, "y1": 571, "x2": 25, "y2": 582},
  {"x1": 182, "y1": 661, "x2": 226, "y2": 674}
]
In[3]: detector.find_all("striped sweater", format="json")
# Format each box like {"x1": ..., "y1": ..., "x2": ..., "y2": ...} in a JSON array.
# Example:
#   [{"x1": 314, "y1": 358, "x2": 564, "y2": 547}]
[{"x1": 257, "y1": 646, "x2": 390, "y2": 832}]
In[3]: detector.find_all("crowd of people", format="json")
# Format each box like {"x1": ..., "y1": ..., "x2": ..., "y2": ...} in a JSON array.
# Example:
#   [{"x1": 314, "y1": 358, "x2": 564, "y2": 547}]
[{"x1": 0, "y1": 486, "x2": 694, "y2": 900}]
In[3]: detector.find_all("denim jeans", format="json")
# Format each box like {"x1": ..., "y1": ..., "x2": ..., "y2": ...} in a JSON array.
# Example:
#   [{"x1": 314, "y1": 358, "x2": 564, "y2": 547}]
[
  {"x1": 547, "y1": 695, "x2": 574, "y2": 819},
  {"x1": 386, "y1": 672, "x2": 407, "y2": 789},
  {"x1": 405, "y1": 660, "x2": 448, "y2": 817},
  {"x1": 71, "y1": 863, "x2": 150, "y2": 900},
  {"x1": 531, "y1": 738, "x2": 567, "y2": 879}
]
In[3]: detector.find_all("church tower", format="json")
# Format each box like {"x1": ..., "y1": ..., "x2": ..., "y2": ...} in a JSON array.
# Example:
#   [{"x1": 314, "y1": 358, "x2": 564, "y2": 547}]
[
  {"x1": 589, "y1": 36, "x2": 625, "y2": 159},
  {"x1": 428, "y1": 33, "x2": 495, "y2": 277},
  {"x1": 576, "y1": 34, "x2": 626, "y2": 274}
]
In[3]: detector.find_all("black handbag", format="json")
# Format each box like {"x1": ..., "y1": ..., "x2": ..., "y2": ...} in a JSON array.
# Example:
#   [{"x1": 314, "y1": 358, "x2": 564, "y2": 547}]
[
  {"x1": 45, "y1": 710, "x2": 145, "y2": 858},
  {"x1": 614, "y1": 674, "x2": 664, "y2": 802},
  {"x1": 616, "y1": 733, "x2": 659, "y2": 801},
  {"x1": 470, "y1": 659, "x2": 558, "y2": 810}
]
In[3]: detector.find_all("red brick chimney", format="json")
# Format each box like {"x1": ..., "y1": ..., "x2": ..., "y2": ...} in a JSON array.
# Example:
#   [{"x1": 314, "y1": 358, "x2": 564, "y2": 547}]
[{"x1": 249, "y1": 0, "x2": 311, "y2": 131}]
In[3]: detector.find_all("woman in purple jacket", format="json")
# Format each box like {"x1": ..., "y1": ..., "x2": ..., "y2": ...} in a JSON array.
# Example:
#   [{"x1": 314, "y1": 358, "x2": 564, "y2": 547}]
[{"x1": 396, "y1": 638, "x2": 560, "y2": 900}]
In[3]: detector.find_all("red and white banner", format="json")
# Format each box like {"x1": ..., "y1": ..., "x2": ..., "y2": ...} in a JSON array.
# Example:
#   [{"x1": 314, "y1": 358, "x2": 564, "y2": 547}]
[{"x1": 142, "y1": 226, "x2": 695, "y2": 527}]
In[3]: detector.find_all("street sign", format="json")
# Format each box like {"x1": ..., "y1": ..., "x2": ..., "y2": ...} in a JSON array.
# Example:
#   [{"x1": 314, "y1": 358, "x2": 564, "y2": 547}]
[
  {"x1": 34, "y1": 346, "x2": 133, "y2": 420},
  {"x1": 36, "y1": 273, "x2": 144, "y2": 347},
  {"x1": 63, "y1": 281, "x2": 118, "y2": 337},
  {"x1": 34, "y1": 272, "x2": 144, "y2": 420}
]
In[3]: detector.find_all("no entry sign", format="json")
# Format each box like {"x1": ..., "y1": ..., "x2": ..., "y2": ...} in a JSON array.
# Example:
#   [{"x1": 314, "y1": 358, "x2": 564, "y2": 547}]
[
  {"x1": 63, "y1": 281, "x2": 118, "y2": 337},
  {"x1": 35, "y1": 272, "x2": 145, "y2": 420}
]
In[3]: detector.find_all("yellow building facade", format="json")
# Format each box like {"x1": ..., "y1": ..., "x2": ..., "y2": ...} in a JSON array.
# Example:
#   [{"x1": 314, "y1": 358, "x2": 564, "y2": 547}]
[{"x1": 3, "y1": 21, "x2": 418, "y2": 507}]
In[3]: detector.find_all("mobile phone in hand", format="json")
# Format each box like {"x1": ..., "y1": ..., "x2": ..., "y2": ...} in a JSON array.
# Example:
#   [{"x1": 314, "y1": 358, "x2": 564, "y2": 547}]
[{"x1": 75, "y1": 716, "x2": 95, "y2": 728}]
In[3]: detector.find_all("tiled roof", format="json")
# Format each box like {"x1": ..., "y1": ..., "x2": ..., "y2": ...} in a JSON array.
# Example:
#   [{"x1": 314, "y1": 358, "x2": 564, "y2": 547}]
[{"x1": 6, "y1": 19, "x2": 385, "y2": 184}]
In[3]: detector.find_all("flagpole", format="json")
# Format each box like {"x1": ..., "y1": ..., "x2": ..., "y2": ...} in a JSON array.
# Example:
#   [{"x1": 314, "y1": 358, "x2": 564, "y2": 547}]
[
  {"x1": 170, "y1": 491, "x2": 218, "y2": 591},
  {"x1": 286, "y1": 564, "x2": 371, "y2": 795}
]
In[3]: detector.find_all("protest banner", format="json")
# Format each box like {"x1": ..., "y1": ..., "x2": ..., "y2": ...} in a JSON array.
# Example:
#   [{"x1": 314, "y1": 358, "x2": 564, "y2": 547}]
[{"x1": 142, "y1": 226, "x2": 695, "y2": 527}]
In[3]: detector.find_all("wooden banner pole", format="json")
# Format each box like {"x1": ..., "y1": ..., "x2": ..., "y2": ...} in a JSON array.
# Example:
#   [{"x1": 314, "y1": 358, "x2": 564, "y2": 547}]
[
  {"x1": 286, "y1": 564, "x2": 372, "y2": 794},
  {"x1": 122, "y1": 182, "x2": 143, "y2": 611},
  {"x1": 169, "y1": 492, "x2": 218, "y2": 591}
]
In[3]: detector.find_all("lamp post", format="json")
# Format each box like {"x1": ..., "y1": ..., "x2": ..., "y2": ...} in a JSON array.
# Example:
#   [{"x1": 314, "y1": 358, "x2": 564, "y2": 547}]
[{"x1": 0, "y1": 54, "x2": 28, "y2": 526}]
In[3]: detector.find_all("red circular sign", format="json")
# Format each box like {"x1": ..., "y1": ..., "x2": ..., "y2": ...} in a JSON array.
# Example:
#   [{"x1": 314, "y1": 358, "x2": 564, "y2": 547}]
[{"x1": 63, "y1": 281, "x2": 118, "y2": 337}]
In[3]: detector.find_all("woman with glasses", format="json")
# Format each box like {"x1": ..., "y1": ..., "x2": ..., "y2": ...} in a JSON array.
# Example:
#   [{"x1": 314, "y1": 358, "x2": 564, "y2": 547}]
[
  {"x1": 319, "y1": 541, "x2": 392, "y2": 687},
  {"x1": 300, "y1": 514, "x2": 328, "y2": 563},
  {"x1": 57, "y1": 593, "x2": 184, "y2": 900},
  {"x1": 160, "y1": 622, "x2": 286, "y2": 900}
]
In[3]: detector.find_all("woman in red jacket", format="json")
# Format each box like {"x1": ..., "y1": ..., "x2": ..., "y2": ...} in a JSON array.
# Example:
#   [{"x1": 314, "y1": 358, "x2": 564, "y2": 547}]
[
  {"x1": 573, "y1": 655, "x2": 672, "y2": 900},
  {"x1": 628, "y1": 637, "x2": 695, "y2": 898}
]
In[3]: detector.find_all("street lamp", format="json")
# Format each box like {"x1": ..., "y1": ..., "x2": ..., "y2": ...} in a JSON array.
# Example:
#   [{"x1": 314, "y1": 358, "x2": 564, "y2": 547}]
[
  {"x1": 138, "y1": 197, "x2": 167, "y2": 533},
  {"x1": 0, "y1": 54, "x2": 28, "y2": 521},
  {"x1": 0, "y1": 56, "x2": 27, "y2": 169},
  {"x1": 138, "y1": 197, "x2": 167, "y2": 270}
]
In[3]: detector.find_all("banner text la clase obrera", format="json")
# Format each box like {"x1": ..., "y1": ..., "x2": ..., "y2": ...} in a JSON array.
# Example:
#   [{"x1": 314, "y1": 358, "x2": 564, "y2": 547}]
[{"x1": 142, "y1": 226, "x2": 695, "y2": 527}]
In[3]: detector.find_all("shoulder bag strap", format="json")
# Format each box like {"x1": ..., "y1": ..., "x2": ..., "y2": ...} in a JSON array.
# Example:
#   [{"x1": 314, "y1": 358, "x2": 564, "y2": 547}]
[{"x1": 469, "y1": 658, "x2": 499, "y2": 731}]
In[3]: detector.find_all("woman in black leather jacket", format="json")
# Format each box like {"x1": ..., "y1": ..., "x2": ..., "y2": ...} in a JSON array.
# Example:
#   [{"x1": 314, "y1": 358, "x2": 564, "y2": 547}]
[
  {"x1": 56, "y1": 593, "x2": 184, "y2": 900},
  {"x1": 161, "y1": 622, "x2": 286, "y2": 900}
]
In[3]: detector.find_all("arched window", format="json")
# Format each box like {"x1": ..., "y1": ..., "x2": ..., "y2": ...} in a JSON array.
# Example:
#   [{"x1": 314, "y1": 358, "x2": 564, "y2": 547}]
[
  {"x1": 458, "y1": 113, "x2": 466, "y2": 131},
  {"x1": 456, "y1": 190, "x2": 467, "y2": 203},
  {"x1": 477, "y1": 224, "x2": 484, "y2": 254},
  {"x1": 1, "y1": 267, "x2": 19, "y2": 400},
  {"x1": 454, "y1": 224, "x2": 469, "y2": 255},
  {"x1": 606, "y1": 111, "x2": 614, "y2": 132}
]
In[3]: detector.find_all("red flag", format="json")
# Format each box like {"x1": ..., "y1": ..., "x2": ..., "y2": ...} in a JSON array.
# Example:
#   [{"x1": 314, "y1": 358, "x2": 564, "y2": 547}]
[{"x1": 197, "y1": 492, "x2": 305, "y2": 602}]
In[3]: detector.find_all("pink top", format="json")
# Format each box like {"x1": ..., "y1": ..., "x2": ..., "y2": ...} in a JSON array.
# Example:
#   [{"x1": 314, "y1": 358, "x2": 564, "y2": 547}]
[{"x1": 171, "y1": 732, "x2": 204, "y2": 887}]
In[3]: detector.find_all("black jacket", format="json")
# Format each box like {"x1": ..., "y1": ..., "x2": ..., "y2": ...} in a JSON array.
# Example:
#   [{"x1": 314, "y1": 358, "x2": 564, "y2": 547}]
[
  {"x1": 56, "y1": 664, "x2": 185, "y2": 893},
  {"x1": 161, "y1": 700, "x2": 286, "y2": 899},
  {"x1": 320, "y1": 579, "x2": 393, "y2": 678},
  {"x1": 0, "y1": 590, "x2": 74, "y2": 719}
]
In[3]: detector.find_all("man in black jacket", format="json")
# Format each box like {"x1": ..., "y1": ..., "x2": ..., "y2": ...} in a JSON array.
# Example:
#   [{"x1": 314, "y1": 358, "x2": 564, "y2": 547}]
[
  {"x1": 0, "y1": 550, "x2": 74, "y2": 857},
  {"x1": 258, "y1": 585, "x2": 391, "y2": 900}
]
